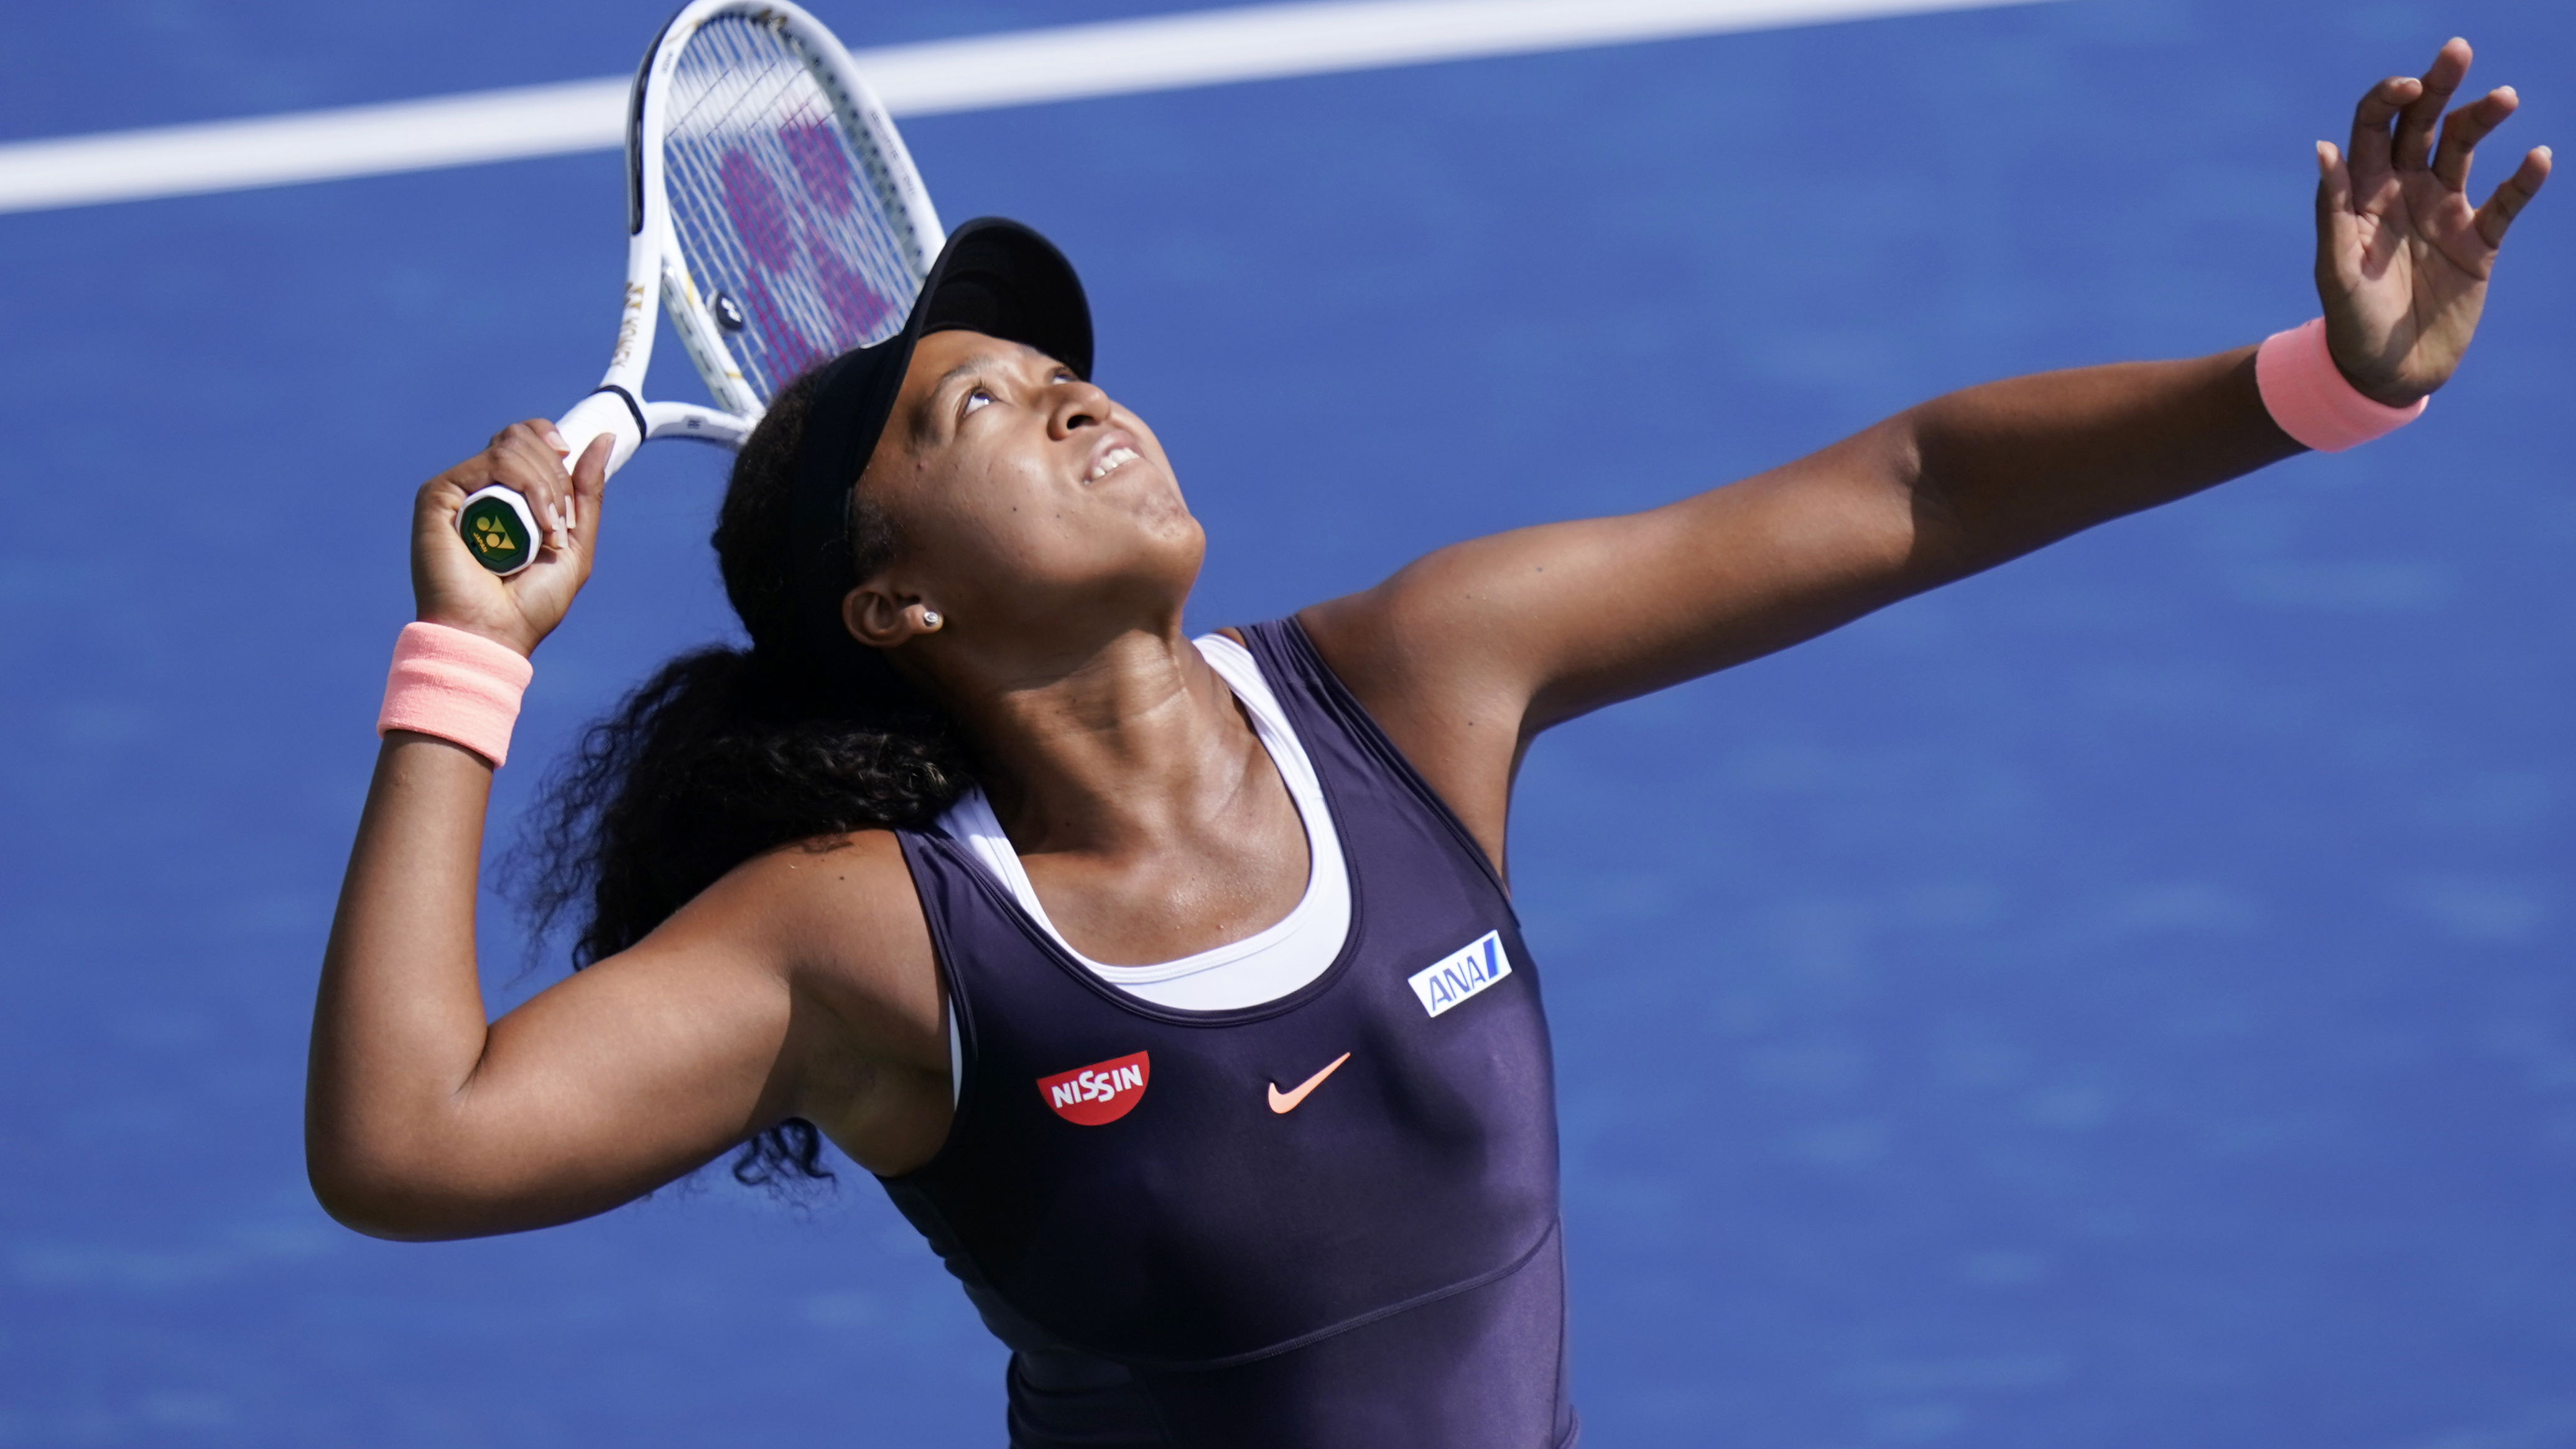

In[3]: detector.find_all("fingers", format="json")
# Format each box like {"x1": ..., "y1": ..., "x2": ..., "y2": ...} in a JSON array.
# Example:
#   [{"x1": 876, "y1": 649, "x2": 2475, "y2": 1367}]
[
  {"x1": 2314, "y1": 139, "x2": 2356, "y2": 246},
  {"x1": 567, "y1": 435, "x2": 613, "y2": 550},
  {"x1": 2314, "y1": 140, "x2": 2352, "y2": 227},
  {"x1": 2393, "y1": 37, "x2": 2472, "y2": 173},
  {"x1": 2348, "y1": 74, "x2": 2419, "y2": 180},
  {"x1": 2476, "y1": 145, "x2": 2552, "y2": 248},
  {"x1": 2312, "y1": 140, "x2": 2366, "y2": 300},
  {"x1": 2432, "y1": 85, "x2": 2519, "y2": 192},
  {"x1": 484, "y1": 420, "x2": 575, "y2": 555},
  {"x1": 504, "y1": 426, "x2": 571, "y2": 553}
]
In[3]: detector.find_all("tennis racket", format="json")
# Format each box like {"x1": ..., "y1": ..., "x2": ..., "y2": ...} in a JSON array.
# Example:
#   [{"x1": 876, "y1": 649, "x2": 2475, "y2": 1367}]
[{"x1": 458, "y1": 0, "x2": 944, "y2": 575}]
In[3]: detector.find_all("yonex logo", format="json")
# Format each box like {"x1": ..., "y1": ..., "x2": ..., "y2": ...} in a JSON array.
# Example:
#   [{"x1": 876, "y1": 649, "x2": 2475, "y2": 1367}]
[
  {"x1": 460, "y1": 497, "x2": 527, "y2": 565},
  {"x1": 1037, "y1": 1050, "x2": 1150, "y2": 1126},
  {"x1": 1406, "y1": 931, "x2": 1514, "y2": 1017}
]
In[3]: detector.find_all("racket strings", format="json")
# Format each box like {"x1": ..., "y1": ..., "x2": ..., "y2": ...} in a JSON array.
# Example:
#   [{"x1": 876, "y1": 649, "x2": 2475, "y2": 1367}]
[{"x1": 662, "y1": 14, "x2": 927, "y2": 400}]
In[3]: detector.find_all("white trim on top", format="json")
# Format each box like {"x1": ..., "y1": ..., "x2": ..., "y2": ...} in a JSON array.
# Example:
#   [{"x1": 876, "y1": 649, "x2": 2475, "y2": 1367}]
[{"x1": 0, "y1": 0, "x2": 2057, "y2": 215}]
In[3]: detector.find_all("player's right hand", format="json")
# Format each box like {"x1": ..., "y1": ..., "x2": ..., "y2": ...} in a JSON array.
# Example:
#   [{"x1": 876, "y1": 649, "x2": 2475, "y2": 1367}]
[{"x1": 409, "y1": 422, "x2": 611, "y2": 657}]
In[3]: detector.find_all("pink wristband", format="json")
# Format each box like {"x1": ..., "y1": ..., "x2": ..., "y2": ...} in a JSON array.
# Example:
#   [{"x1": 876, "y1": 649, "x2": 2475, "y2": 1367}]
[
  {"x1": 377, "y1": 621, "x2": 533, "y2": 767},
  {"x1": 2256, "y1": 318, "x2": 2427, "y2": 453}
]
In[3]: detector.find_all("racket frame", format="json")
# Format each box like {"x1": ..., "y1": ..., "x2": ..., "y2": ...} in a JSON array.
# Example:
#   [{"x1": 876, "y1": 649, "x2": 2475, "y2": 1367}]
[{"x1": 462, "y1": 0, "x2": 944, "y2": 575}]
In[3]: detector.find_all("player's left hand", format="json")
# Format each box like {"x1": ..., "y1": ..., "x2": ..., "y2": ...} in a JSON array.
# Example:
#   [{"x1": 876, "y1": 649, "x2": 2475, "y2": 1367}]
[{"x1": 2316, "y1": 37, "x2": 2549, "y2": 407}]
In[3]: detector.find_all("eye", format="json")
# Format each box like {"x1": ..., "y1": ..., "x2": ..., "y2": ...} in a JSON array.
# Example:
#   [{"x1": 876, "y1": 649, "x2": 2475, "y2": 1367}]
[{"x1": 961, "y1": 387, "x2": 994, "y2": 417}]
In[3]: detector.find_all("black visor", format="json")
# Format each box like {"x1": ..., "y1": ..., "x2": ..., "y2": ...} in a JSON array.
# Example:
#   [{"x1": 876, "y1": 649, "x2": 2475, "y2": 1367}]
[{"x1": 785, "y1": 217, "x2": 1093, "y2": 667}]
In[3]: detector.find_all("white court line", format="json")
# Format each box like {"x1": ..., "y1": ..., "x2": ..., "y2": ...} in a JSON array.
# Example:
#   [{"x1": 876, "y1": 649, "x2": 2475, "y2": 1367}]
[{"x1": 0, "y1": 0, "x2": 2053, "y2": 215}]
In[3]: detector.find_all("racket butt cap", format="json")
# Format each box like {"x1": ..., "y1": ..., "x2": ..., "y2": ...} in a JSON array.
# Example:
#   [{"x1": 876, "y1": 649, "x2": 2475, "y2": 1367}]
[{"x1": 458, "y1": 486, "x2": 542, "y2": 576}]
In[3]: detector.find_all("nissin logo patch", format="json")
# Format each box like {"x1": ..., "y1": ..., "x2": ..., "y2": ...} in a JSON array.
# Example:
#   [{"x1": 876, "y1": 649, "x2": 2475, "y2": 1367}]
[
  {"x1": 1407, "y1": 931, "x2": 1514, "y2": 1017},
  {"x1": 1037, "y1": 1051, "x2": 1151, "y2": 1126}
]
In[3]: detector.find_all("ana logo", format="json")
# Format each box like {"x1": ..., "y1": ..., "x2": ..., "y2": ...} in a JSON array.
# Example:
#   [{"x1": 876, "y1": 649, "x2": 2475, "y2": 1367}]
[
  {"x1": 1037, "y1": 1051, "x2": 1151, "y2": 1126},
  {"x1": 1406, "y1": 930, "x2": 1514, "y2": 1018}
]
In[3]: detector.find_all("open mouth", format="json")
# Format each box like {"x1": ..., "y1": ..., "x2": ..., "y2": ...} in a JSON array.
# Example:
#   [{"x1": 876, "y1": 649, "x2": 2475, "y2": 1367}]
[{"x1": 1086, "y1": 445, "x2": 1141, "y2": 483}]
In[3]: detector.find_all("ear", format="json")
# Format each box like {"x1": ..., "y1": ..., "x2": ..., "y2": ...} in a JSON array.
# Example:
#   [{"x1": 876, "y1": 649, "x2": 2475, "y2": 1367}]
[{"x1": 841, "y1": 584, "x2": 942, "y2": 647}]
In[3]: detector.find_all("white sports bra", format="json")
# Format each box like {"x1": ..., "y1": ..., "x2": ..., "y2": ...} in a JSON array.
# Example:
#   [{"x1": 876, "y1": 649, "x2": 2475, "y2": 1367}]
[{"x1": 933, "y1": 632, "x2": 1352, "y2": 1012}]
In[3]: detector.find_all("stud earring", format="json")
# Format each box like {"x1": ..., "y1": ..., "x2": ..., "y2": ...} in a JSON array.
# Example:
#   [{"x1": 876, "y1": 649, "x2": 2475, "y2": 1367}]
[{"x1": 920, "y1": 609, "x2": 943, "y2": 630}]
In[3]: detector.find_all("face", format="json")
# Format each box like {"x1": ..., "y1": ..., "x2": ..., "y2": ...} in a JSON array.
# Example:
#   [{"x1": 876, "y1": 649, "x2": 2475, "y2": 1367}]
[{"x1": 840, "y1": 329, "x2": 1201, "y2": 652}]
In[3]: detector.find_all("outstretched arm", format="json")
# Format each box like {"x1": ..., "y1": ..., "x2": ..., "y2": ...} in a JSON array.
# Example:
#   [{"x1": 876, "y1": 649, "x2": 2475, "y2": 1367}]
[{"x1": 1305, "y1": 39, "x2": 2546, "y2": 872}]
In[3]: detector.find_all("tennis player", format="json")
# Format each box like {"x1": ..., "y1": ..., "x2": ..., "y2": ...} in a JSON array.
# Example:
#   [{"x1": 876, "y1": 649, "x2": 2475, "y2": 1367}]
[{"x1": 312, "y1": 42, "x2": 2544, "y2": 1448}]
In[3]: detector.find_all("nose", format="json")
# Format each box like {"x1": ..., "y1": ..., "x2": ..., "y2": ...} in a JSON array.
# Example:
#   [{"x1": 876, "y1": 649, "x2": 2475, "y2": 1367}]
[{"x1": 1045, "y1": 377, "x2": 1112, "y2": 439}]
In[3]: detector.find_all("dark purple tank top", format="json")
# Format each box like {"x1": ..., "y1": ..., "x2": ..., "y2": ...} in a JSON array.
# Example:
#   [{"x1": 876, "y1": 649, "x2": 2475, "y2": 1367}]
[{"x1": 882, "y1": 618, "x2": 1575, "y2": 1448}]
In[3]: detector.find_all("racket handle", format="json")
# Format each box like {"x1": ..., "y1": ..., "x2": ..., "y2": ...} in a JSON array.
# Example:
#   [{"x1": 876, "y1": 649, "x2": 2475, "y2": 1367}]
[{"x1": 457, "y1": 391, "x2": 644, "y2": 576}]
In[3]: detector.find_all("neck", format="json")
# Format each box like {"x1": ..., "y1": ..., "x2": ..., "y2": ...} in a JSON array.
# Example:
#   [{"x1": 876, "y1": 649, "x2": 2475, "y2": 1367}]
[{"x1": 929, "y1": 620, "x2": 1260, "y2": 861}]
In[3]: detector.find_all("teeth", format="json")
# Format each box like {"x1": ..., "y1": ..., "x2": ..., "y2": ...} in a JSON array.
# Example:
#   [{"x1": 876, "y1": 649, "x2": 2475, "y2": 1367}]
[{"x1": 1087, "y1": 446, "x2": 1141, "y2": 482}]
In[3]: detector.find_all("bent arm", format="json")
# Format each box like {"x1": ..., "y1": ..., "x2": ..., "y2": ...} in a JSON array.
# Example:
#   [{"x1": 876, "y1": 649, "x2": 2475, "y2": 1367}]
[
  {"x1": 309, "y1": 424, "x2": 945, "y2": 1240},
  {"x1": 309, "y1": 733, "x2": 945, "y2": 1239},
  {"x1": 309, "y1": 733, "x2": 798, "y2": 1239},
  {"x1": 310, "y1": 423, "x2": 776, "y2": 1239}
]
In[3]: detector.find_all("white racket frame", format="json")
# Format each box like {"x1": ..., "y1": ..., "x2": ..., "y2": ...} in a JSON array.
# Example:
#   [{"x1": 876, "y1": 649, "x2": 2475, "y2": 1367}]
[{"x1": 468, "y1": 0, "x2": 945, "y2": 572}]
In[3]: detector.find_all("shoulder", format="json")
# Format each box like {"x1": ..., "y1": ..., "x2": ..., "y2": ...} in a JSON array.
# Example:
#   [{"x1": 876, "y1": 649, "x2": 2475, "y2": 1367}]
[
  {"x1": 666, "y1": 828, "x2": 943, "y2": 1054},
  {"x1": 1292, "y1": 532, "x2": 1553, "y2": 704},
  {"x1": 1292, "y1": 597, "x2": 1521, "y2": 874},
  {"x1": 601, "y1": 826, "x2": 949, "y2": 1165},
  {"x1": 1295, "y1": 573, "x2": 1530, "y2": 744},
  {"x1": 698, "y1": 828, "x2": 929, "y2": 965}
]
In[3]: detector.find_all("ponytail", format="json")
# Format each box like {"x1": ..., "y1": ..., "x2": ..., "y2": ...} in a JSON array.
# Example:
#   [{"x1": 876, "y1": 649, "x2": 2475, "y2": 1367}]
[{"x1": 512, "y1": 366, "x2": 970, "y2": 1188}]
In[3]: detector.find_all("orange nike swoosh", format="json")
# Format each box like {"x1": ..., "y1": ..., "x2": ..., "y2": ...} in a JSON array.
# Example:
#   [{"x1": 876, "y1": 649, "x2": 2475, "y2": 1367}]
[{"x1": 1267, "y1": 1052, "x2": 1352, "y2": 1114}]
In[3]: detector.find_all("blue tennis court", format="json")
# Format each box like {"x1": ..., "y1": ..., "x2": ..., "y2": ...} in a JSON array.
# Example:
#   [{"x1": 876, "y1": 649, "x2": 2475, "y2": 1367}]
[{"x1": 2, "y1": 0, "x2": 2570, "y2": 1442}]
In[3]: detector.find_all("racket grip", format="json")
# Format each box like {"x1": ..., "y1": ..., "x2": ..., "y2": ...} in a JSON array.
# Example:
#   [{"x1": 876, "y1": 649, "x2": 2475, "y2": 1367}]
[{"x1": 456, "y1": 391, "x2": 644, "y2": 576}]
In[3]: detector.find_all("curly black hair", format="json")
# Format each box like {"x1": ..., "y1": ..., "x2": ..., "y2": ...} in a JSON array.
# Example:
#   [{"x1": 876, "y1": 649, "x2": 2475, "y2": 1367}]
[{"x1": 511, "y1": 366, "x2": 971, "y2": 1187}]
